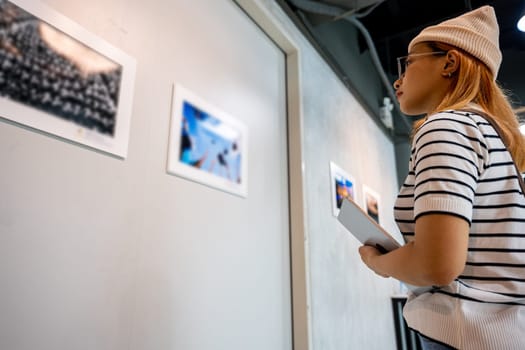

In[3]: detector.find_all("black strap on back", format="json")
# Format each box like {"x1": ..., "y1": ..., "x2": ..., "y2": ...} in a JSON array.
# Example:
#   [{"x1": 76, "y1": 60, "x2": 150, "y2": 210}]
[{"x1": 461, "y1": 108, "x2": 525, "y2": 195}]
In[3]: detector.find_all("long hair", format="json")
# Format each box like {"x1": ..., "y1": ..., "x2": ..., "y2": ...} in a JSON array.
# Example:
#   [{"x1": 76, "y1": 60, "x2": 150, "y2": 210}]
[{"x1": 411, "y1": 42, "x2": 525, "y2": 171}]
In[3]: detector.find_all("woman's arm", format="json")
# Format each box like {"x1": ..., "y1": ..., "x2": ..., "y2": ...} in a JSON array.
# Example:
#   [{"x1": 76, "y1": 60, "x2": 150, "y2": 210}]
[{"x1": 359, "y1": 213, "x2": 469, "y2": 286}]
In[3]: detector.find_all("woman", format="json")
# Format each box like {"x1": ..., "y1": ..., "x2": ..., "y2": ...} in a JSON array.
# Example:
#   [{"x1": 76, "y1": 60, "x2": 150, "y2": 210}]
[{"x1": 358, "y1": 6, "x2": 525, "y2": 350}]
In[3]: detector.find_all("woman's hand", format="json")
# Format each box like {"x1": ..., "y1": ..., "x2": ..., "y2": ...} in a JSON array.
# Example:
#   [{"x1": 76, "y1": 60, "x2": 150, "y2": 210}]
[{"x1": 358, "y1": 245, "x2": 390, "y2": 278}]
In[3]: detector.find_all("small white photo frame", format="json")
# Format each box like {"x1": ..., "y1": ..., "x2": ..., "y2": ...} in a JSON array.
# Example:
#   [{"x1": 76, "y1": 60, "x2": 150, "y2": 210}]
[{"x1": 167, "y1": 84, "x2": 248, "y2": 198}]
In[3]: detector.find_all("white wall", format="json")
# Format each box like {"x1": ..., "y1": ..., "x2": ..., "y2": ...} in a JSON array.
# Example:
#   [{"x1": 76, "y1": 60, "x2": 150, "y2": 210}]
[{"x1": 1, "y1": 0, "x2": 291, "y2": 349}]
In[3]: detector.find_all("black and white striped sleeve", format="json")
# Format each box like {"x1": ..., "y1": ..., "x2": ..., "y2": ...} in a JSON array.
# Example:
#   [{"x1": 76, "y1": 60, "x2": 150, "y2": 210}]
[{"x1": 412, "y1": 112, "x2": 489, "y2": 223}]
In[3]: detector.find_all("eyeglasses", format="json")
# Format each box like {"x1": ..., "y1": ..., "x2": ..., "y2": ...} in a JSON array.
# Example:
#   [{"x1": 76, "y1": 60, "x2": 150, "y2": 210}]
[{"x1": 396, "y1": 51, "x2": 447, "y2": 78}]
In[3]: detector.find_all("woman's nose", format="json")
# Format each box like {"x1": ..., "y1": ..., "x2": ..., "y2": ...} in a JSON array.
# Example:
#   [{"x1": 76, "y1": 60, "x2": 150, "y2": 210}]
[{"x1": 393, "y1": 79, "x2": 401, "y2": 90}]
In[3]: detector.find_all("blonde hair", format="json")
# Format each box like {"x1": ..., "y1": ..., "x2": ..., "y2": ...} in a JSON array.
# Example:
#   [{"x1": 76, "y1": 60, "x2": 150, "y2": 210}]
[{"x1": 412, "y1": 42, "x2": 525, "y2": 171}]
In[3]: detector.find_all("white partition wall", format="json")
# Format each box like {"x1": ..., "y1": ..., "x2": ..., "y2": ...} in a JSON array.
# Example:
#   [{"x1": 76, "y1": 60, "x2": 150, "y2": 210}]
[{"x1": 0, "y1": 0, "x2": 291, "y2": 349}]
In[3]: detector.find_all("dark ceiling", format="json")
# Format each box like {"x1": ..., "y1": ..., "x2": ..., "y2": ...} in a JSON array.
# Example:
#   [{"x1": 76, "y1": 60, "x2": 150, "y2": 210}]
[
  {"x1": 278, "y1": 0, "x2": 525, "y2": 133},
  {"x1": 358, "y1": 0, "x2": 525, "y2": 79}
]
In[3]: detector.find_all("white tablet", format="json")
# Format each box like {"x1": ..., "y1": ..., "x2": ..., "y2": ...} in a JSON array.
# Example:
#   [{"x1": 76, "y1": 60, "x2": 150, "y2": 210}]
[
  {"x1": 338, "y1": 197, "x2": 433, "y2": 294},
  {"x1": 337, "y1": 197, "x2": 401, "y2": 253}
]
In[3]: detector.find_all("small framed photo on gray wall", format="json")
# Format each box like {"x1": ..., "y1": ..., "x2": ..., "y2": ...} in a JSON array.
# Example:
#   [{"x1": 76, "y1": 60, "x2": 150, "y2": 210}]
[
  {"x1": 362, "y1": 184, "x2": 381, "y2": 224},
  {"x1": 329, "y1": 161, "x2": 356, "y2": 217}
]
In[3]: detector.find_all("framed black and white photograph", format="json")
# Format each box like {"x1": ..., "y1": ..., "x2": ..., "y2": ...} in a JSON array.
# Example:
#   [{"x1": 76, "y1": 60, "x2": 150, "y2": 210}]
[
  {"x1": 363, "y1": 184, "x2": 380, "y2": 224},
  {"x1": 167, "y1": 84, "x2": 248, "y2": 198},
  {"x1": 329, "y1": 161, "x2": 356, "y2": 216},
  {"x1": 0, "y1": 0, "x2": 136, "y2": 158}
]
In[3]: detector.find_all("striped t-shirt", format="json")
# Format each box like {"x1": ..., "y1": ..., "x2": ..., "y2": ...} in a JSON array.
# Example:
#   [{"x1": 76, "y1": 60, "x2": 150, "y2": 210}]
[{"x1": 394, "y1": 109, "x2": 525, "y2": 349}]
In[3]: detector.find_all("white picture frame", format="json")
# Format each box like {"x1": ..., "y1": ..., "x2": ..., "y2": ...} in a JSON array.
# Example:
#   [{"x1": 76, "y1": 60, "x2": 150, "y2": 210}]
[
  {"x1": 362, "y1": 184, "x2": 381, "y2": 224},
  {"x1": 0, "y1": 0, "x2": 136, "y2": 158},
  {"x1": 329, "y1": 161, "x2": 356, "y2": 217},
  {"x1": 167, "y1": 83, "x2": 248, "y2": 198}
]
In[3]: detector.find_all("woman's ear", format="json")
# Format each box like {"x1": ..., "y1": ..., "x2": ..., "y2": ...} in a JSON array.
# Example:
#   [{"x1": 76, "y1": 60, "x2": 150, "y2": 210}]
[{"x1": 443, "y1": 50, "x2": 459, "y2": 77}]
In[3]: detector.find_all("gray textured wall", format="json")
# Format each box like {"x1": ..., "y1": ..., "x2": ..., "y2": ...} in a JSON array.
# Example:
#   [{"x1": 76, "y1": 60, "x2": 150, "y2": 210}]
[
  {"x1": 299, "y1": 41, "x2": 401, "y2": 349},
  {"x1": 263, "y1": 1, "x2": 404, "y2": 348}
]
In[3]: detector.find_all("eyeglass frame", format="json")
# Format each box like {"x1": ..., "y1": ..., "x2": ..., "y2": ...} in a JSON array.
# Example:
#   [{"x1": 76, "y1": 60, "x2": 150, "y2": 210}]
[{"x1": 396, "y1": 51, "x2": 448, "y2": 79}]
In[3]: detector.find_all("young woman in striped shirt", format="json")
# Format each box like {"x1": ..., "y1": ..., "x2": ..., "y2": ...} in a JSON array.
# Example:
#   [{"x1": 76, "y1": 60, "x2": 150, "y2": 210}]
[{"x1": 358, "y1": 6, "x2": 525, "y2": 349}]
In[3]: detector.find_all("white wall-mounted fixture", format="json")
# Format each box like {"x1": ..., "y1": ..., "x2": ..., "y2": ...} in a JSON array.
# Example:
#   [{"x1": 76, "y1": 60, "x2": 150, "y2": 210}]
[
  {"x1": 518, "y1": 14, "x2": 525, "y2": 32},
  {"x1": 379, "y1": 96, "x2": 394, "y2": 130}
]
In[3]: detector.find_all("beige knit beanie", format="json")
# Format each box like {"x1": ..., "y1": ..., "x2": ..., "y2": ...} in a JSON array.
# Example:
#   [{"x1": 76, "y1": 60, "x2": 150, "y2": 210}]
[{"x1": 408, "y1": 5, "x2": 502, "y2": 79}]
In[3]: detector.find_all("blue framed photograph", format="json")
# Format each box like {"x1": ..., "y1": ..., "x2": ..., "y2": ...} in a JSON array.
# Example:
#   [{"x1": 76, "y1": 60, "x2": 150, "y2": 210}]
[
  {"x1": 167, "y1": 84, "x2": 248, "y2": 197},
  {"x1": 330, "y1": 161, "x2": 356, "y2": 216}
]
